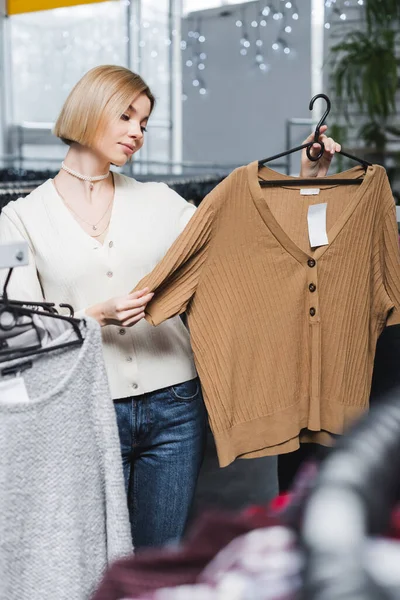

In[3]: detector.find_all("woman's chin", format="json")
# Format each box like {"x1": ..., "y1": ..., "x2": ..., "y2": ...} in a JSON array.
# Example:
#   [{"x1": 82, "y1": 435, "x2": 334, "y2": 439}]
[{"x1": 112, "y1": 155, "x2": 129, "y2": 168}]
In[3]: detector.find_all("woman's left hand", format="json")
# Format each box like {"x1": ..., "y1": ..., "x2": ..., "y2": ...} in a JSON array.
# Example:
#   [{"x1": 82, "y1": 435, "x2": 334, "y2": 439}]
[{"x1": 300, "y1": 125, "x2": 341, "y2": 178}]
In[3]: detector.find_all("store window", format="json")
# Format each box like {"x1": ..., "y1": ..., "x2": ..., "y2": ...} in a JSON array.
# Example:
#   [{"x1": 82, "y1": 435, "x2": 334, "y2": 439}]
[
  {"x1": 9, "y1": 1, "x2": 126, "y2": 123},
  {"x1": 183, "y1": 0, "x2": 256, "y2": 15},
  {"x1": 135, "y1": 0, "x2": 172, "y2": 173},
  {"x1": 4, "y1": 0, "x2": 179, "y2": 173},
  {"x1": 4, "y1": 1, "x2": 125, "y2": 168}
]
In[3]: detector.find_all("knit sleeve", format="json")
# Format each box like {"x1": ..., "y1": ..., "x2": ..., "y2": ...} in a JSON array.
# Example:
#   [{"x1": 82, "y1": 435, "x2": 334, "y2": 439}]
[
  {"x1": 0, "y1": 207, "x2": 45, "y2": 303},
  {"x1": 133, "y1": 191, "x2": 216, "y2": 326},
  {"x1": 379, "y1": 171, "x2": 400, "y2": 326}
]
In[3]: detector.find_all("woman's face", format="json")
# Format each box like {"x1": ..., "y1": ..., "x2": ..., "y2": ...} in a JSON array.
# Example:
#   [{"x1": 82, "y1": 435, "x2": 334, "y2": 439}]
[{"x1": 96, "y1": 92, "x2": 152, "y2": 166}]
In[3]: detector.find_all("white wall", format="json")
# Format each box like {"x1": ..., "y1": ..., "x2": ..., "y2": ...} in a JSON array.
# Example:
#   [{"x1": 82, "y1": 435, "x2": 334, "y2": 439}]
[{"x1": 182, "y1": 0, "x2": 312, "y2": 170}]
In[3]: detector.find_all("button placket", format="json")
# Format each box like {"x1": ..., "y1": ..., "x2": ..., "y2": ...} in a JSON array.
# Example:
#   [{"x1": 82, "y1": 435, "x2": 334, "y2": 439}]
[
  {"x1": 307, "y1": 259, "x2": 319, "y2": 321},
  {"x1": 124, "y1": 350, "x2": 139, "y2": 388},
  {"x1": 305, "y1": 257, "x2": 322, "y2": 426},
  {"x1": 121, "y1": 333, "x2": 140, "y2": 391}
]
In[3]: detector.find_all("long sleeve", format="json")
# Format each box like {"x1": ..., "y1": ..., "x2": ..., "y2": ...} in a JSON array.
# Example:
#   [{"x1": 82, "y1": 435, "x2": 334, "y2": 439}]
[
  {"x1": 380, "y1": 177, "x2": 400, "y2": 326},
  {"x1": 178, "y1": 201, "x2": 196, "y2": 232},
  {"x1": 164, "y1": 183, "x2": 197, "y2": 234},
  {"x1": 133, "y1": 191, "x2": 216, "y2": 326},
  {"x1": 0, "y1": 207, "x2": 44, "y2": 303}
]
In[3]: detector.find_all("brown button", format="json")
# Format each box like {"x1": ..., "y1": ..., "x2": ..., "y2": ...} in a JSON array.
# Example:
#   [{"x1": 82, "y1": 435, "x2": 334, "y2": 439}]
[
  {"x1": 119, "y1": 328, "x2": 126, "y2": 335},
  {"x1": 310, "y1": 307, "x2": 316, "y2": 317},
  {"x1": 309, "y1": 283, "x2": 316, "y2": 293},
  {"x1": 308, "y1": 259, "x2": 316, "y2": 268}
]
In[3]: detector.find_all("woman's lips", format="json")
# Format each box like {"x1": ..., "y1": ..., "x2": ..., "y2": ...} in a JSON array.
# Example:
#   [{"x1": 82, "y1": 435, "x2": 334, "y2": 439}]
[{"x1": 120, "y1": 143, "x2": 135, "y2": 154}]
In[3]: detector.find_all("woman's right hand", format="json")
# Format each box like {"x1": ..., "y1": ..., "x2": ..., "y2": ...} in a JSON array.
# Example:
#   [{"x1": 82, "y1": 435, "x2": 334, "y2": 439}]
[{"x1": 87, "y1": 288, "x2": 154, "y2": 327}]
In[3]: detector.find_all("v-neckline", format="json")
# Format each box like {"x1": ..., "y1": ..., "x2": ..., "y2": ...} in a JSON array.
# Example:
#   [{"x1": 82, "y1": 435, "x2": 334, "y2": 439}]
[
  {"x1": 247, "y1": 161, "x2": 376, "y2": 264},
  {"x1": 48, "y1": 172, "x2": 120, "y2": 248}
]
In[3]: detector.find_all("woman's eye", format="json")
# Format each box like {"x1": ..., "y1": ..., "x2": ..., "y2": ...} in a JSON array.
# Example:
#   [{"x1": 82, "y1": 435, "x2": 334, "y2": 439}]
[
  {"x1": 121, "y1": 114, "x2": 130, "y2": 121},
  {"x1": 141, "y1": 126, "x2": 148, "y2": 133}
]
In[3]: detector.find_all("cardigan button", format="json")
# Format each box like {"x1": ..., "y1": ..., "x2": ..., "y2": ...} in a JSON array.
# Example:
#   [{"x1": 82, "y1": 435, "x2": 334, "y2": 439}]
[
  {"x1": 109, "y1": 241, "x2": 114, "y2": 248},
  {"x1": 119, "y1": 328, "x2": 126, "y2": 335},
  {"x1": 107, "y1": 271, "x2": 113, "y2": 278},
  {"x1": 309, "y1": 283, "x2": 316, "y2": 293},
  {"x1": 307, "y1": 259, "x2": 316, "y2": 268},
  {"x1": 310, "y1": 307, "x2": 316, "y2": 317}
]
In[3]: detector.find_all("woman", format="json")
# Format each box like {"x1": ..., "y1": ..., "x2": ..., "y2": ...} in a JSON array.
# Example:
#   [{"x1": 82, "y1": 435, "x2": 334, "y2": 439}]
[{"x1": 0, "y1": 65, "x2": 341, "y2": 549}]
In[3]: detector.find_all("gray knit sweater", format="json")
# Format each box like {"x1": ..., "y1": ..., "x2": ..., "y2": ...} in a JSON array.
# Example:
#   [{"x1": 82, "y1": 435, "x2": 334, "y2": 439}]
[{"x1": 0, "y1": 317, "x2": 132, "y2": 600}]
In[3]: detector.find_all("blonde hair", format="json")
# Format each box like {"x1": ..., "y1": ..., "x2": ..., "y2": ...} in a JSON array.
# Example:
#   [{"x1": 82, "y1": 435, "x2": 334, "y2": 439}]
[{"x1": 54, "y1": 65, "x2": 155, "y2": 147}]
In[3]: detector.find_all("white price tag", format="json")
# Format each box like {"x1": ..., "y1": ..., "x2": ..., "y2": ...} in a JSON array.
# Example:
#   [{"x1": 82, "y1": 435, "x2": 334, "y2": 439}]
[
  {"x1": 300, "y1": 188, "x2": 320, "y2": 196},
  {"x1": 0, "y1": 376, "x2": 30, "y2": 405},
  {"x1": 308, "y1": 203, "x2": 329, "y2": 248}
]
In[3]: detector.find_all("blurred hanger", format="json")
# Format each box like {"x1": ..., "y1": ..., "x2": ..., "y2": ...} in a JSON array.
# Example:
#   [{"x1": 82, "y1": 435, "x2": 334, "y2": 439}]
[{"x1": 0, "y1": 244, "x2": 84, "y2": 367}]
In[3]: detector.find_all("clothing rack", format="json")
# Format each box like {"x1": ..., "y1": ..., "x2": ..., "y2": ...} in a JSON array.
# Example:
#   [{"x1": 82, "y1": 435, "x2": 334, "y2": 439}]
[
  {"x1": 301, "y1": 382, "x2": 400, "y2": 600},
  {"x1": 0, "y1": 171, "x2": 228, "y2": 211},
  {"x1": 0, "y1": 182, "x2": 43, "y2": 195}
]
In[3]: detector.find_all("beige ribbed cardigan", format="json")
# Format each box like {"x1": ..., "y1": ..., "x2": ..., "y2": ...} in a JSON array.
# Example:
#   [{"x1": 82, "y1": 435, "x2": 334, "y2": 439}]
[
  {"x1": 0, "y1": 174, "x2": 197, "y2": 400},
  {"x1": 134, "y1": 162, "x2": 400, "y2": 467}
]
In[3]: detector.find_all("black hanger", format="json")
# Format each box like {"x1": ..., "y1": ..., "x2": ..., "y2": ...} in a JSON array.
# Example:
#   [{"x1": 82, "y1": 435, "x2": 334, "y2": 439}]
[
  {"x1": 258, "y1": 94, "x2": 372, "y2": 187},
  {"x1": 0, "y1": 266, "x2": 84, "y2": 367}
]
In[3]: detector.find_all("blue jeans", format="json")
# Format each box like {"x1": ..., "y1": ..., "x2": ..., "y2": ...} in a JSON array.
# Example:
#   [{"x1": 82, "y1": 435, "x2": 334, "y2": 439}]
[{"x1": 114, "y1": 377, "x2": 207, "y2": 550}]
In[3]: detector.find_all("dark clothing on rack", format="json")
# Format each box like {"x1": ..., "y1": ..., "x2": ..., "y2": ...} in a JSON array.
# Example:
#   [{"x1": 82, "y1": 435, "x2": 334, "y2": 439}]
[
  {"x1": 92, "y1": 509, "x2": 278, "y2": 600},
  {"x1": 278, "y1": 323, "x2": 400, "y2": 492},
  {"x1": 370, "y1": 323, "x2": 400, "y2": 403}
]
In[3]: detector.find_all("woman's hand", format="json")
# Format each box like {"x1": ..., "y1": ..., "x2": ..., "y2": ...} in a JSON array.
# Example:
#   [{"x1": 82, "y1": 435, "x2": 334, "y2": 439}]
[
  {"x1": 300, "y1": 125, "x2": 342, "y2": 178},
  {"x1": 87, "y1": 288, "x2": 154, "y2": 327}
]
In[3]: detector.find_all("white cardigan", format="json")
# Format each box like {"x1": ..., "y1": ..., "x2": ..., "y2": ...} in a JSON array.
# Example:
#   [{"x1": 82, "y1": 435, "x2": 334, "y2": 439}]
[{"x1": 0, "y1": 173, "x2": 197, "y2": 399}]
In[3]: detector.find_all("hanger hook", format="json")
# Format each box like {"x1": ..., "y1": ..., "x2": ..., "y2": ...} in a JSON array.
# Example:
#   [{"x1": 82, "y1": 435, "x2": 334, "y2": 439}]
[
  {"x1": 1, "y1": 268, "x2": 13, "y2": 304},
  {"x1": 59, "y1": 303, "x2": 75, "y2": 317},
  {"x1": 306, "y1": 93, "x2": 331, "y2": 162},
  {"x1": 310, "y1": 93, "x2": 331, "y2": 140}
]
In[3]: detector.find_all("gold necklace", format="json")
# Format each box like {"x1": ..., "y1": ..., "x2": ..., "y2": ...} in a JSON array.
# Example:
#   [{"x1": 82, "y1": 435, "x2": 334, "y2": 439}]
[
  {"x1": 90, "y1": 220, "x2": 111, "y2": 238},
  {"x1": 53, "y1": 180, "x2": 114, "y2": 232}
]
